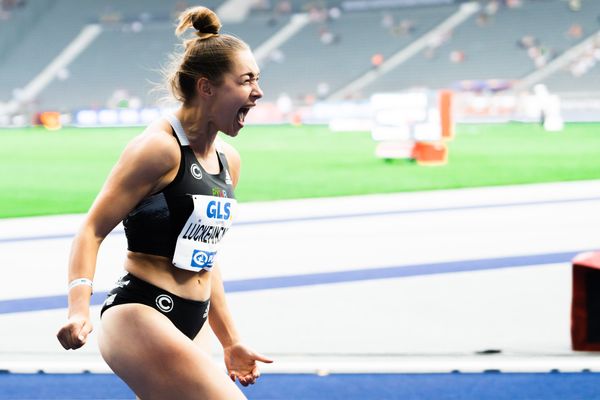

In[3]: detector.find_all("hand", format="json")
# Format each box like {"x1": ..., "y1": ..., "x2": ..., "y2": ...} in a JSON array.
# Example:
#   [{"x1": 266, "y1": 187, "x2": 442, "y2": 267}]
[
  {"x1": 56, "y1": 313, "x2": 93, "y2": 350},
  {"x1": 223, "y1": 342, "x2": 273, "y2": 386}
]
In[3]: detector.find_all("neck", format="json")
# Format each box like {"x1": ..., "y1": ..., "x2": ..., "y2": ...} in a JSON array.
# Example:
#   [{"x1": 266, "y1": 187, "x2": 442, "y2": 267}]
[{"x1": 175, "y1": 105, "x2": 218, "y2": 157}]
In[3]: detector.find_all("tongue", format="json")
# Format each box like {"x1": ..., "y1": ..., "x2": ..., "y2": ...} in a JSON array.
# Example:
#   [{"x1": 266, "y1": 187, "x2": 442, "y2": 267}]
[{"x1": 237, "y1": 109, "x2": 245, "y2": 124}]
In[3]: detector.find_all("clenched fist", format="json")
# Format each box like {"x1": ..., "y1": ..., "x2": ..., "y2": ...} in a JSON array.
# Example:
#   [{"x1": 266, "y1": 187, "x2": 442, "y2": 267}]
[{"x1": 56, "y1": 314, "x2": 93, "y2": 350}]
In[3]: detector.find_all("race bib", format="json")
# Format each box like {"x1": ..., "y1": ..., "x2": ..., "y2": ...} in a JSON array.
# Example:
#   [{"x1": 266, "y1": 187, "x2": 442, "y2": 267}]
[{"x1": 172, "y1": 195, "x2": 236, "y2": 272}]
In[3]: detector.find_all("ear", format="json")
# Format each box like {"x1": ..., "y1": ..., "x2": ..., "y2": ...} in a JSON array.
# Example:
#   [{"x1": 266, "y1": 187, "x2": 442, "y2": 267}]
[{"x1": 196, "y1": 77, "x2": 214, "y2": 98}]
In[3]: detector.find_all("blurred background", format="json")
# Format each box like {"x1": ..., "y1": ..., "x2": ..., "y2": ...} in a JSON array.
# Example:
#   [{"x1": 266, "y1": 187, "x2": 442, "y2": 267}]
[
  {"x1": 1, "y1": 0, "x2": 600, "y2": 126},
  {"x1": 2, "y1": 0, "x2": 600, "y2": 399},
  {"x1": 2, "y1": 0, "x2": 600, "y2": 217}
]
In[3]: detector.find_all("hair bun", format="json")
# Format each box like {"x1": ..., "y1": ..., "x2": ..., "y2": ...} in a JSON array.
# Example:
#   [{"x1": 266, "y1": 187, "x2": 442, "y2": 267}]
[
  {"x1": 175, "y1": 6, "x2": 222, "y2": 38},
  {"x1": 192, "y1": 16, "x2": 220, "y2": 34}
]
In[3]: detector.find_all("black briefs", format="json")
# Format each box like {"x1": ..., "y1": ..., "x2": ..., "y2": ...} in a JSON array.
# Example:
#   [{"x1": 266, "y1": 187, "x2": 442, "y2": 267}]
[{"x1": 100, "y1": 273, "x2": 210, "y2": 340}]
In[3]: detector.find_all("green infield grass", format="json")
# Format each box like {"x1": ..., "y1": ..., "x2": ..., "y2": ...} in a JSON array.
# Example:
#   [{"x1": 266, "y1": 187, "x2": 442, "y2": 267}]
[{"x1": 1, "y1": 122, "x2": 599, "y2": 218}]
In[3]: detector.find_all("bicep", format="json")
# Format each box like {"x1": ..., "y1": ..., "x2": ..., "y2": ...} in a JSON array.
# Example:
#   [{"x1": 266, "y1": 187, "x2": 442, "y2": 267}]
[{"x1": 85, "y1": 133, "x2": 178, "y2": 239}]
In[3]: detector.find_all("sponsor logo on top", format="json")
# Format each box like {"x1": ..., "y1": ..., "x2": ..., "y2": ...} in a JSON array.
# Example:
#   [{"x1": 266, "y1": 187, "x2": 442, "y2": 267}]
[
  {"x1": 191, "y1": 163, "x2": 203, "y2": 180},
  {"x1": 212, "y1": 187, "x2": 228, "y2": 198}
]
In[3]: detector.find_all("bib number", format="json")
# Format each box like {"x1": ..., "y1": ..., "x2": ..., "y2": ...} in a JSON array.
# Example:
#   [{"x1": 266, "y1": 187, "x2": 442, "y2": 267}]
[{"x1": 172, "y1": 195, "x2": 236, "y2": 271}]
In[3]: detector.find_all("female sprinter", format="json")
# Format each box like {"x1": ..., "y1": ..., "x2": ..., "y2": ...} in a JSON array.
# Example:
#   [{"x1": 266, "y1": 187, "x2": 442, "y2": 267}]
[{"x1": 56, "y1": 6, "x2": 272, "y2": 399}]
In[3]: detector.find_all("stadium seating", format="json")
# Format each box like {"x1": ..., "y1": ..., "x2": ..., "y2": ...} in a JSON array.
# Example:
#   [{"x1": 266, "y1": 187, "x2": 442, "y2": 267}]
[
  {"x1": 1, "y1": 0, "x2": 599, "y2": 112},
  {"x1": 258, "y1": 4, "x2": 459, "y2": 102},
  {"x1": 367, "y1": 0, "x2": 600, "y2": 94}
]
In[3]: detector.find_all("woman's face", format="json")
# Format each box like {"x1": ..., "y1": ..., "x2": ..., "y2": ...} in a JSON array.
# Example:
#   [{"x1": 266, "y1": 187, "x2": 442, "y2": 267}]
[{"x1": 210, "y1": 49, "x2": 263, "y2": 137}]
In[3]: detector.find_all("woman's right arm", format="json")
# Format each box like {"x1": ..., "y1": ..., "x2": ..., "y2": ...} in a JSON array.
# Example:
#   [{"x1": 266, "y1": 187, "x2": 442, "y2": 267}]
[{"x1": 56, "y1": 129, "x2": 179, "y2": 350}]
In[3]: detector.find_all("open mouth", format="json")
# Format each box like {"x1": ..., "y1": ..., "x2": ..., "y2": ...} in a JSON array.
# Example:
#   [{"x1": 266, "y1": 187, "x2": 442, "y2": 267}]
[{"x1": 237, "y1": 107, "x2": 250, "y2": 125}]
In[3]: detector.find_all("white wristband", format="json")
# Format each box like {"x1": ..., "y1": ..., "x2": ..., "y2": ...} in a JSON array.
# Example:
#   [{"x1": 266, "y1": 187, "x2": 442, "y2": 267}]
[{"x1": 68, "y1": 278, "x2": 93, "y2": 293}]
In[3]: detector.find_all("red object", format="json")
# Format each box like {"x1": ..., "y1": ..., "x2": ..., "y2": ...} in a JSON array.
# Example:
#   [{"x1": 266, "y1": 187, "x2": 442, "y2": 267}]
[
  {"x1": 371, "y1": 53, "x2": 384, "y2": 67},
  {"x1": 571, "y1": 251, "x2": 600, "y2": 351},
  {"x1": 411, "y1": 141, "x2": 447, "y2": 166},
  {"x1": 439, "y1": 90, "x2": 454, "y2": 140},
  {"x1": 40, "y1": 111, "x2": 62, "y2": 130}
]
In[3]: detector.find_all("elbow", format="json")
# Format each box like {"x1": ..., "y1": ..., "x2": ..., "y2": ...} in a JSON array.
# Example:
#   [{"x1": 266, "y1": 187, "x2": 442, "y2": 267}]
[{"x1": 75, "y1": 222, "x2": 108, "y2": 246}]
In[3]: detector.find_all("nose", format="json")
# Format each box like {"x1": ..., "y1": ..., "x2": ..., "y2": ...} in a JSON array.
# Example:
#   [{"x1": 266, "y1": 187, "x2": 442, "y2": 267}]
[{"x1": 252, "y1": 81, "x2": 263, "y2": 100}]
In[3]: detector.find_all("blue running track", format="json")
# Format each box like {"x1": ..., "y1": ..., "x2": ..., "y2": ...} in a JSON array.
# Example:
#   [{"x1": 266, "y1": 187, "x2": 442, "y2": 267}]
[{"x1": 1, "y1": 372, "x2": 600, "y2": 399}]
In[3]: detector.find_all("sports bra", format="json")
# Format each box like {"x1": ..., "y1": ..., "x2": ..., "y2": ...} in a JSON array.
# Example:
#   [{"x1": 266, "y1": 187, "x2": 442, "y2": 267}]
[{"x1": 123, "y1": 114, "x2": 237, "y2": 272}]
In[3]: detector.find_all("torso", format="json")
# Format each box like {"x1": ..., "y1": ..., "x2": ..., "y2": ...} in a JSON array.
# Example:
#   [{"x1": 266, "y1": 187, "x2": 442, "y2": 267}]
[
  {"x1": 125, "y1": 252, "x2": 210, "y2": 301},
  {"x1": 122, "y1": 116, "x2": 236, "y2": 301}
]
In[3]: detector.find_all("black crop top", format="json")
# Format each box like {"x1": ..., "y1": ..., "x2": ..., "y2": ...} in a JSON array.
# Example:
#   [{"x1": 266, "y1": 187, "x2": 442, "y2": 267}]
[{"x1": 123, "y1": 114, "x2": 236, "y2": 271}]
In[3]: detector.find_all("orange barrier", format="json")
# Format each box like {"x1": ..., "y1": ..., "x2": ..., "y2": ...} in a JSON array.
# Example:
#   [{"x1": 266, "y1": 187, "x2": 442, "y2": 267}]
[
  {"x1": 439, "y1": 90, "x2": 454, "y2": 140},
  {"x1": 39, "y1": 111, "x2": 62, "y2": 130},
  {"x1": 411, "y1": 141, "x2": 447, "y2": 166},
  {"x1": 371, "y1": 90, "x2": 454, "y2": 165}
]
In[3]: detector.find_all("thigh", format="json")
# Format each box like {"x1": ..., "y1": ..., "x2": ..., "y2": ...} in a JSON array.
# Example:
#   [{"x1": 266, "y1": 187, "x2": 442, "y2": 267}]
[
  {"x1": 193, "y1": 319, "x2": 215, "y2": 354},
  {"x1": 98, "y1": 304, "x2": 246, "y2": 400}
]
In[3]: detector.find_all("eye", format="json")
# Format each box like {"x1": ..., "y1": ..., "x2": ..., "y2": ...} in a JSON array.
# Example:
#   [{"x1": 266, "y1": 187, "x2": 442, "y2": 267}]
[{"x1": 242, "y1": 75, "x2": 259, "y2": 86}]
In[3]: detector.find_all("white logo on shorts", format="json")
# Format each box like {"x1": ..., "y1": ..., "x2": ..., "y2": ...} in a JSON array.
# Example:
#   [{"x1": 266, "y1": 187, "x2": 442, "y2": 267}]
[
  {"x1": 203, "y1": 302, "x2": 210, "y2": 319},
  {"x1": 116, "y1": 279, "x2": 130, "y2": 288},
  {"x1": 155, "y1": 294, "x2": 174, "y2": 313},
  {"x1": 104, "y1": 294, "x2": 117, "y2": 307},
  {"x1": 191, "y1": 164, "x2": 202, "y2": 180}
]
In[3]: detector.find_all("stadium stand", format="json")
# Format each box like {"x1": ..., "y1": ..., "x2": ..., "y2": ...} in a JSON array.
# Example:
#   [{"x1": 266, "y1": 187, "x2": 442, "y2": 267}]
[
  {"x1": 365, "y1": 0, "x2": 600, "y2": 95},
  {"x1": 1, "y1": 0, "x2": 600, "y2": 115},
  {"x1": 0, "y1": 0, "x2": 222, "y2": 97},
  {"x1": 259, "y1": 4, "x2": 459, "y2": 103},
  {"x1": 39, "y1": 12, "x2": 291, "y2": 112},
  {"x1": 543, "y1": 35, "x2": 600, "y2": 93},
  {"x1": 0, "y1": 0, "x2": 49, "y2": 67}
]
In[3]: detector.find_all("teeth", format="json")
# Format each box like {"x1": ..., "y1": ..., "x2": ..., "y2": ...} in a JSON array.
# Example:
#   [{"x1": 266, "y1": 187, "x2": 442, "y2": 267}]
[{"x1": 238, "y1": 107, "x2": 250, "y2": 123}]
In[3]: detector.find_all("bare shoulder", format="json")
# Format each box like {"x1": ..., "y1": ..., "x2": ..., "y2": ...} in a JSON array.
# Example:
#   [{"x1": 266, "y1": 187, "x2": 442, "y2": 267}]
[
  {"x1": 216, "y1": 138, "x2": 241, "y2": 187},
  {"x1": 84, "y1": 120, "x2": 180, "y2": 237},
  {"x1": 127, "y1": 119, "x2": 179, "y2": 165},
  {"x1": 112, "y1": 119, "x2": 180, "y2": 193}
]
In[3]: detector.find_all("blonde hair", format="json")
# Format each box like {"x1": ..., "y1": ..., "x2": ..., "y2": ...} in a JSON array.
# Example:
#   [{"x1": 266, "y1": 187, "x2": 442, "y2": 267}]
[{"x1": 164, "y1": 6, "x2": 249, "y2": 105}]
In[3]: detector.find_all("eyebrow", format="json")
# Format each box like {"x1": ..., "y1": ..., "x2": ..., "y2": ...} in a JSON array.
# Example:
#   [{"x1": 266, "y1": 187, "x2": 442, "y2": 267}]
[{"x1": 241, "y1": 72, "x2": 260, "y2": 79}]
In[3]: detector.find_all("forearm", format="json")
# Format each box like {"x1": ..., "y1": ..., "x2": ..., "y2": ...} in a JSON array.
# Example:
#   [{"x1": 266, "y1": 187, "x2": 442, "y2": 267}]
[
  {"x1": 67, "y1": 225, "x2": 102, "y2": 317},
  {"x1": 208, "y1": 263, "x2": 241, "y2": 348}
]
